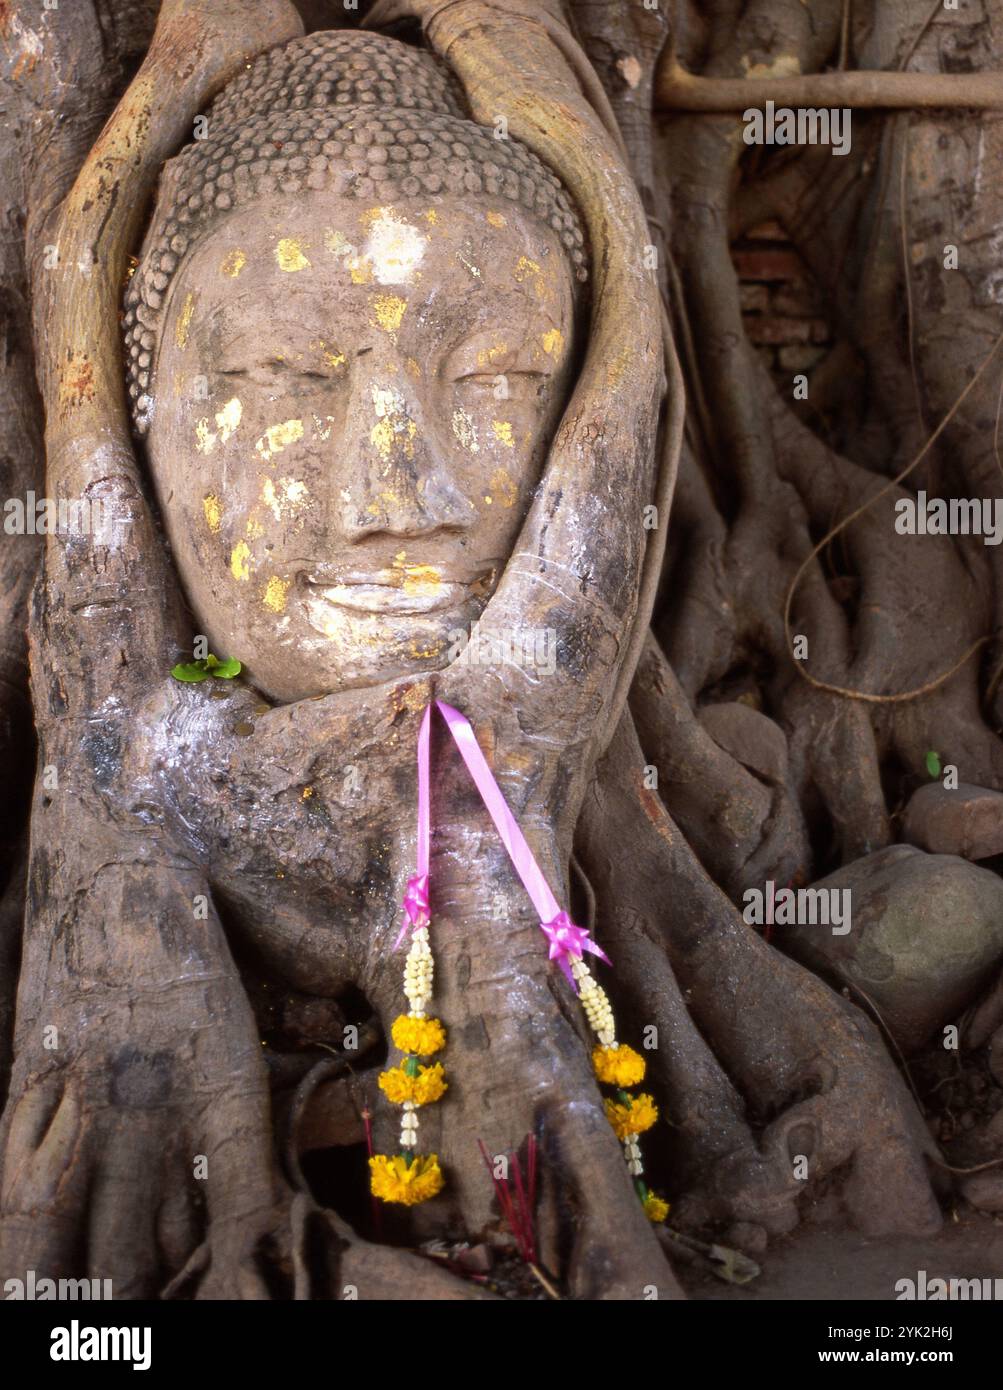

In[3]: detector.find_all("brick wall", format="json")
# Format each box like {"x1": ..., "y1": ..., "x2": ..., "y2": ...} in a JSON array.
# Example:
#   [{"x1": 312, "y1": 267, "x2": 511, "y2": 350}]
[{"x1": 732, "y1": 220, "x2": 832, "y2": 378}]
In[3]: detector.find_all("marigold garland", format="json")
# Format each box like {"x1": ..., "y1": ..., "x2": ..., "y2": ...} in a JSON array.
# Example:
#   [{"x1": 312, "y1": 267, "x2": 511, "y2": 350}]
[
  {"x1": 604, "y1": 1092, "x2": 659, "y2": 1140},
  {"x1": 568, "y1": 956, "x2": 668, "y2": 1222},
  {"x1": 592, "y1": 1043, "x2": 646, "y2": 1087},
  {"x1": 371, "y1": 917, "x2": 448, "y2": 1208},
  {"x1": 642, "y1": 1192, "x2": 670, "y2": 1224},
  {"x1": 390, "y1": 1013, "x2": 446, "y2": 1056},
  {"x1": 369, "y1": 1153, "x2": 445, "y2": 1206},
  {"x1": 378, "y1": 1061, "x2": 448, "y2": 1106}
]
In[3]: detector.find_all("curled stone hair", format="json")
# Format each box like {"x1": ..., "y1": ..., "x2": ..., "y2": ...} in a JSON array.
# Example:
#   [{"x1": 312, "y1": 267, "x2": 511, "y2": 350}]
[{"x1": 123, "y1": 28, "x2": 588, "y2": 434}]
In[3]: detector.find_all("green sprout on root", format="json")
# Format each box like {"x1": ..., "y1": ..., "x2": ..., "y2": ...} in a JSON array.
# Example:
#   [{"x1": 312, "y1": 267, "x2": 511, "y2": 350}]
[
  {"x1": 171, "y1": 653, "x2": 242, "y2": 683},
  {"x1": 925, "y1": 749, "x2": 942, "y2": 779}
]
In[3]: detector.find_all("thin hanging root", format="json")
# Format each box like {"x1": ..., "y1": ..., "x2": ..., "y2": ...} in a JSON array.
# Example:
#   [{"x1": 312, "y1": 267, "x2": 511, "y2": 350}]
[
  {"x1": 656, "y1": 63, "x2": 1003, "y2": 113},
  {"x1": 783, "y1": 328, "x2": 1003, "y2": 704}
]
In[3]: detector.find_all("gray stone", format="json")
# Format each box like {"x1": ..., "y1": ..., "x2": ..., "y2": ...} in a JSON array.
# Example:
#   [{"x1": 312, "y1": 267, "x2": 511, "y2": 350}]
[
  {"x1": 900, "y1": 782, "x2": 1003, "y2": 861},
  {"x1": 779, "y1": 845, "x2": 1003, "y2": 1053}
]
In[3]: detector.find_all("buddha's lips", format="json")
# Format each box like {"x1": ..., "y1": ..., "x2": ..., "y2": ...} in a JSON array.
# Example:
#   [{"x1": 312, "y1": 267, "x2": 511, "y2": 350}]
[{"x1": 301, "y1": 577, "x2": 470, "y2": 614}]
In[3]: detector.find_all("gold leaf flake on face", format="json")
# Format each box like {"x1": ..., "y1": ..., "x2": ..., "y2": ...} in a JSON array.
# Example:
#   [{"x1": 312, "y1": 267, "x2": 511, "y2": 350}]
[
  {"x1": 262, "y1": 575, "x2": 291, "y2": 613},
  {"x1": 405, "y1": 357, "x2": 422, "y2": 380},
  {"x1": 175, "y1": 293, "x2": 195, "y2": 349},
  {"x1": 230, "y1": 540, "x2": 251, "y2": 581},
  {"x1": 310, "y1": 339, "x2": 345, "y2": 370},
  {"x1": 391, "y1": 554, "x2": 441, "y2": 596},
  {"x1": 203, "y1": 494, "x2": 222, "y2": 534},
  {"x1": 220, "y1": 249, "x2": 247, "y2": 278},
  {"x1": 262, "y1": 475, "x2": 309, "y2": 520},
  {"x1": 255, "y1": 419, "x2": 304, "y2": 461},
  {"x1": 276, "y1": 238, "x2": 310, "y2": 272},
  {"x1": 514, "y1": 256, "x2": 541, "y2": 282},
  {"x1": 370, "y1": 384, "x2": 417, "y2": 459},
  {"x1": 195, "y1": 418, "x2": 217, "y2": 454},
  {"x1": 452, "y1": 408, "x2": 479, "y2": 453},
  {"x1": 216, "y1": 396, "x2": 242, "y2": 442},
  {"x1": 541, "y1": 328, "x2": 564, "y2": 358},
  {"x1": 488, "y1": 467, "x2": 518, "y2": 507},
  {"x1": 246, "y1": 515, "x2": 265, "y2": 540},
  {"x1": 363, "y1": 211, "x2": 428, "y2": 285},
  {"x1": 476, "y1": 342, "x2": 508, "y2": 370},
  {"x1": 409, "y1": 639, "x2": 443, "y2": 659},
  {"x1": 491, "y1": 420, "x2": 515, "y2": 448},
  {"x1": 424, "y1": 209, "x2": 439, "y2": 225},
  {"x1": 371, "y1": 294, "x2": 407, "y2": 336},
  {"x1": 402, "y1": 566, "x2": 440, "y2": 596},
  {"x1": 486, "y1": 211, "x2": 507, "y2": 228}
]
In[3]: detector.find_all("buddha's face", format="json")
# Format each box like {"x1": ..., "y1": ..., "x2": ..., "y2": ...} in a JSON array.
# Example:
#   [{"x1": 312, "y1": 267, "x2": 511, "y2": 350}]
[{"x1": 146, "y1": 194, "x2": 578, "y2": 701}]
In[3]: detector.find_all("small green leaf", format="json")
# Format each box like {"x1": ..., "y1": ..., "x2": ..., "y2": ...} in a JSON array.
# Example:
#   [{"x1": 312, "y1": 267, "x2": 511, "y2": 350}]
[
  {"x1": 404, "y1": 1055, "x2": 421, "y2": 1078},
  {"x1": 211, "y1": 657, "x2": 242, "y2": 679},
  {"x1": 925, "y1": 749, "x2": 942, "y2": 779},
  {"x1": 171, "y1": 653, "x2": 242, "y2": 682},
  {"x1": 171, "y1": 661, "x2": 210, "y2": 682}
]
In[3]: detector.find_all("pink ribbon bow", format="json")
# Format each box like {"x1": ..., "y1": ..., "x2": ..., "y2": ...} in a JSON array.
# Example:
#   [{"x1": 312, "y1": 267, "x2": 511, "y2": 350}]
[
  {"x1": 540, "y1": 910, "x2": 611, "y2": 990},
  {"x1": 394, "y1": 872, "x2": 430, "y2": 950},
  {"x1": 394, "y1": 699, "x2": 613, "y2": 991}
]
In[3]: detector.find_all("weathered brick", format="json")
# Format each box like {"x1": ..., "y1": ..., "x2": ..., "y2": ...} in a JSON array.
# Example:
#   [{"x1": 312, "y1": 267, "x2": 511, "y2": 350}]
[
  {"x1": 740, "y1": 282, "x2": 769, "y2": 313},
  {"x1": 779, "y1": 344, "x2": 826, "y2": 372},
  {"x1": 732, "y1": 246, "x2": 804, "y2": 281},
  {"x1": 744, "y1": 219, "x2": 787, "y2": 241},
  {"x1": 772, "y1": 285, "x2": 821, "y2": 317},
  {"x1": 745, "y1": 316, "x2": 813, "y2": 346}
]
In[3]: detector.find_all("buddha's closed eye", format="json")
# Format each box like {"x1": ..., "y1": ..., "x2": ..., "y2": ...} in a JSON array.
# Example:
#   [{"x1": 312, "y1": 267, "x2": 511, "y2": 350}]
[{"x1": 218, "y1": 362, "x2": 337, "y2": 385}]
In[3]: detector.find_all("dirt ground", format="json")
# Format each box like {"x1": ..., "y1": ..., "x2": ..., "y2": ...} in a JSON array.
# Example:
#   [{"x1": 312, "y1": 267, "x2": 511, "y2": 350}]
[{"x1": 684, "y1": 1212, "x2": 1003, "y2": 1301}]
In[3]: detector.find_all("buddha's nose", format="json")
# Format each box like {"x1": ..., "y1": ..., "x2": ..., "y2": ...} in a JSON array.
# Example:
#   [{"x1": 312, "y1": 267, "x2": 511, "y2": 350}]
[{"x1": 335, "y1": 369, "x2": 477, "y2": 542}]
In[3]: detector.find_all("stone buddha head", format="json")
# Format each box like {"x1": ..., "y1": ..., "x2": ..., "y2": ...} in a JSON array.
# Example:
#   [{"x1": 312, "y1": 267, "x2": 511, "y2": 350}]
[{"x1": 125, "y1": 30, "x2": 587, "y2": 703}]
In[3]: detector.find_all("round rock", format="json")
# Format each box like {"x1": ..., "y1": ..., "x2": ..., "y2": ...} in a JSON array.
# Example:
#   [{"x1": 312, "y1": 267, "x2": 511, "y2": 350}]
[
  {"x1": 779, "y1": 844, "x2": 1003, "y2": 1053},
  {"x1": 900, "y1": 782, "x2": 1003, "y2": 861}
]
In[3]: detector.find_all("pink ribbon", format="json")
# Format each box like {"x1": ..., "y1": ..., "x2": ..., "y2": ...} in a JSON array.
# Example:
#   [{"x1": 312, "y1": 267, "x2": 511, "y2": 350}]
[
  {"x1": 394, "y1": 704, "x2": 432, "y2": 949},
  {"x1": 395, "y1": 699, "x2": 611, "y2": 990}
]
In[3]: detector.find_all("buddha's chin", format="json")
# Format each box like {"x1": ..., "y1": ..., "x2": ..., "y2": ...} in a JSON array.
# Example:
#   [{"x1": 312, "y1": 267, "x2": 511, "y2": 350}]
[{"x1": 235, "y1": 602, "x2": 482, "y2": 705}]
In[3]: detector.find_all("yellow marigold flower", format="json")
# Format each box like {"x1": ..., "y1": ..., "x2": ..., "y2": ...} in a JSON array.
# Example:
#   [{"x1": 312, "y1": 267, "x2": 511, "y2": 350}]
[
  {"x1": 604, "y1": 1092, "x2": 659, "y2": 1139},
  {"x1": 644, "y1": 1193, "x2": 670, "y2": 1223},
  {"x1": 413, "y1": 1063, "x2": 448, "y2": 1105},
  {"x1": 369, "y1": 1153, "x2": 444, "y2": 1206},
  {"x1": 592, "y1": 1043, "x2": 646, "y2": 1087},
  {"x1": 378, "y1": 1062, "x2": 448, "y2": 1106},
  {"x1": 391, "y1": 1014, "x2": 446, "y2": 1056}
]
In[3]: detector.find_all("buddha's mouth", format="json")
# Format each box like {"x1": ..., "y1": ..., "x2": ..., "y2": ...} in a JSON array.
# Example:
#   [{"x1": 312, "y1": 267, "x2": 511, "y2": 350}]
[
  {"x1": 301, "y1": 579, "x2": 469, "y2": 615},
  {"x1": 297, "y1": 563, "x2": 494, "y2": 617}
]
